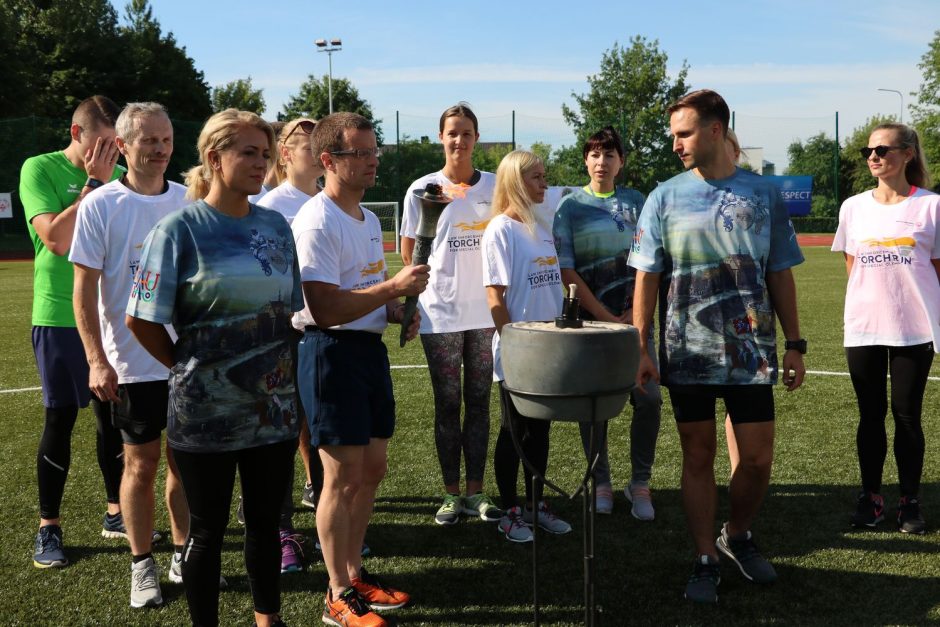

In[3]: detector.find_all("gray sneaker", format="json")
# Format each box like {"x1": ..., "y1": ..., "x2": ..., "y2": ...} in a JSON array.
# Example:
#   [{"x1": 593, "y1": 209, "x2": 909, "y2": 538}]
[
  {"x1": 625, "y1": 482, "x2": 655, "y2": 521},
  {"x1": 462, "y1": 492, "x2": 502, "y2": 522},
  {"x1": 168, "y1": 552, "x2": 228, "y2": 589},
  {"x1": 715, "y1": 523, "x2": 777, "y2": 584},
  {"x1": 434, "y1": 494, "x2": 463, "y2": 526},
  {"x1": 684, "y1": 554, "x2": 720, "y2": 603},
  {"x1": 523, "y1": 501, "x2": 572, "y2": 534},
  {"x1": 130, "y1": 557, "x2": 163, "y2": 608},
  {"x1": 498, "y1": 506, "x2": 533, "y2": 543}
]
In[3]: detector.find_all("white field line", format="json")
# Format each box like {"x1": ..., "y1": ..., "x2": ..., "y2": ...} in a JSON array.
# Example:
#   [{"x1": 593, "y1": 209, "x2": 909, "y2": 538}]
[{"x1": 1, "y1": 368, "x2": 936, "y2": 395}]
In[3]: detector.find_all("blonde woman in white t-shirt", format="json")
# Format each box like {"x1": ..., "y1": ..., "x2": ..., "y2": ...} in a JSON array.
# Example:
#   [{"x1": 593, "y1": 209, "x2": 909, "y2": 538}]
[
  {"x1": 400, "y1": 104, "x2": 501, "y2": 526},
  {"x1": 482, "y1": 150, "x2": 571, "y2": 542},
  {"x1": 832, "y1": 123, "x2": 940, "y2": 535}
]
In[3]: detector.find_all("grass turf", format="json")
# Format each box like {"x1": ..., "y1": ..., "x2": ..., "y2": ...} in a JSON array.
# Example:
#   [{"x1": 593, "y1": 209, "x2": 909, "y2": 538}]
[{"x1": 0, "y1": 248, "x2": 938, "y2": 625}]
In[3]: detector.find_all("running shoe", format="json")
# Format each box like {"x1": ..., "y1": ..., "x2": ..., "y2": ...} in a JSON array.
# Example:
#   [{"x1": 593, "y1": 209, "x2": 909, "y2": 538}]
[
  {"x1": 301, "y1": 482, "x2": 317, "y2": 510},
  {"x1": 280, "y1": 529, "x2": 305, "y2": 573},
  {"x1": 168, "y1": 552, "x2": 229, "y2": 588},
  {"x1": 352, "y1": 566, "x2": 410, "y2": 610},
  {"x1": 898, "y1": 496, "x2": 927, "y2": 535},
  {"x1": 498, "y1": 506, "x2": 533, "y2": 543},
  {"x1": 322, "y1": 586, "x2": 387, "y2": 627},
  {"x1": 434, "y1": 494, "x2": 462, "y2": 526},
  {"x1": 101, "y1": 512, "x2": 163, "y2": 544},
  {"x1": 625, "y1": 481, "x2": 655, "y2": 521},
  {"x1": 594, "y1": 484, "x2": 614, "y2": 515},
  {"x1": 523, "y1": 501, "x2": 572, "y2": 534},
  {"x1": 684, "y1": 554, "x2": 720, "y2": 603},
  {"x1": 462, "y1": 492, "x2": 502, "y2": 522},
  {"x1": 130, "y1": 557, "x2": 162, "y2": 608},
  {"x1": 715, "y1": 523, "x2": 777, "y2": 583},
  {"x1": 850, "y1": 491, "x2": 885, "y2": 528},
  {"x1": 33, "y1": 524, "x2": 68, "y2": 569}
]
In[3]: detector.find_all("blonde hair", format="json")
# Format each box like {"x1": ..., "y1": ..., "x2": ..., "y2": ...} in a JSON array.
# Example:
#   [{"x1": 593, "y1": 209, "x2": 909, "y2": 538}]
[
  {"x1": 492, "y1": 150, "x2": 543, "y2": 230},
  {"x1": 872, "y1": 123, "x2": 932, "y2": 189},
  {"x1": 183, "y1": 109, "x2": 275, "y2": 200},
  {"x1": 276, "y1": 117, "x2": 317, "y2": 185}
]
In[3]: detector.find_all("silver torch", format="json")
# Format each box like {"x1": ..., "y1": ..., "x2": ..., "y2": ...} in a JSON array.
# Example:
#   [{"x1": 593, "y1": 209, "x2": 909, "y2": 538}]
[{"x1": 399, "y1": 183, "x2": 452, "y2": 347}]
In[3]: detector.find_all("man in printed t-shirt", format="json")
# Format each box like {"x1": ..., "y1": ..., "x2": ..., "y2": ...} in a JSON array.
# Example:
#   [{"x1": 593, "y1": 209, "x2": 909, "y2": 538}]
[{"x1": 629, "y1": 89, "x2": 806, "y2": 604}]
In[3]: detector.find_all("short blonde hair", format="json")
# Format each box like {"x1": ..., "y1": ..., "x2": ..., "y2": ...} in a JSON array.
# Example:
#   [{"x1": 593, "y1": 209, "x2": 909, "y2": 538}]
[
  {"x1": 492, "y1": 150, "x2": 543, "y2": 230},
  {"x1": 183, "y1": 109, "x2": 275, "y2": 200}
]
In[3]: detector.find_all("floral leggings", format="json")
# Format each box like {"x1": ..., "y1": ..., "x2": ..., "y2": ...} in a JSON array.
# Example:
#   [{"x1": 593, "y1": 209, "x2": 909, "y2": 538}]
[{"x1": 421, "y1": 328, "x2": 496, "y2": 487}]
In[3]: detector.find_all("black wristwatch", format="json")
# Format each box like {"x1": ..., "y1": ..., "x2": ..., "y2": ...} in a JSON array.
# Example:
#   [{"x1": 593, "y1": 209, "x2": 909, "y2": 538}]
[
  {"x1": 84, "y1": 177, "x2": 104, "y2": 190},
  {"x1": 785, "y1": 339, "x2": 807, "y2": 354}
]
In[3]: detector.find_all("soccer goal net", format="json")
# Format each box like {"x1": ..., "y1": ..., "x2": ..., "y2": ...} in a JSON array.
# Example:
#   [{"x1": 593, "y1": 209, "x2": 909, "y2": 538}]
[{"x1": 363, "y1": 202, "x2": 400, "y2": 255}]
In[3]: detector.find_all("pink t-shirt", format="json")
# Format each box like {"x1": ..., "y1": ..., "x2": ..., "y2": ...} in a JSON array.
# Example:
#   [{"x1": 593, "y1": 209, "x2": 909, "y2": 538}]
[{"x1": 832, "y1": 187, "x2": 940, "y2": 351}]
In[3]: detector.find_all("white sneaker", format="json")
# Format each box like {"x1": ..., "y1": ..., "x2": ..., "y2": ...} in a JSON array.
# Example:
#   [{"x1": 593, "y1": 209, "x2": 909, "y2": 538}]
[
  {"x1": 168, "y1": 552, "x2": 228, "y2": 589},
  {"x1": 130, "y1": 557, "x2": 162, "y2": 608},
  {"x1": 523, "y1": 501, "x2": 572, "y2": 534},
  {"x1": 625, "y1": 482, "x2": 655, "y2": 521}
]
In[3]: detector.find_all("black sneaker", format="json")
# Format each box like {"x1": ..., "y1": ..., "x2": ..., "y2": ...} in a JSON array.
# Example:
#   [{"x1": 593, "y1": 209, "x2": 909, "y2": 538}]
[
  {"x1": 715, "y1": 524, "x2": 777, "y2": 584},
  {"x1": 898, "y1": 496, "x2": 926, "y2": 535},
  {"x1": 850, "y1": 491, "x2": 885, "y2": 528},
  {"x1": 301, "y1": 482, "x2": 317, "y2": 510},
  {"x1": 684, "y1": 554, "x2": 720, "y2": 603},
  {"x1": 33, "y1": 525, "x2": 68, "y2": 569}
]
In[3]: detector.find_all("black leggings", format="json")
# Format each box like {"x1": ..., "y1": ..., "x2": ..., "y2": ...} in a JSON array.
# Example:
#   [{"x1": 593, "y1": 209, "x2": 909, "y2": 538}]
[
  {"x1": 846, "y1": 343, "x2": 934, "y2": 497},
  {"x1": 174, "y1": 439, "x2": 295, "y2": 627},
  {"x1": 494, "y1": 385, "x2": 551, "y2": 510},
  {"x1": 37, "y1": 400, "x2": 123, "y2": 520}
]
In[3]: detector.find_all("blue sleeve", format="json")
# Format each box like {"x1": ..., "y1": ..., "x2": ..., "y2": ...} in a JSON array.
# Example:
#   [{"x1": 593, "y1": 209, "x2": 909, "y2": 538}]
[
  {"x1": 552, "y1": 198, "x2": 576, "y2": 270},
  {"x1": 766, "y1": 186, "x2": 805, "y2": 272},
  {"x1": 628, "y1": 192, "x2": 665, "y2": 272},
  {"x1": 126, "y1": 220, "x2": 181, "y2": 324}
]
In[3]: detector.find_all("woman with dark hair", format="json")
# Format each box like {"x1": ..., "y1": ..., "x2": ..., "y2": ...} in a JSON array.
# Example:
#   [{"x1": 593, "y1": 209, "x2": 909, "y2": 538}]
[
  {"x1": 552, "y1": 126, "x2": 663, "y2": 518},
  {"x1": 832, "y1": 122, "x2": 940, "y2": 535},
  {"x1": 127, "y1": 109, "x2": 303, "y2": 627},
  {"x1": 400, "y1": 104, "x2": 501, "y2": 526}
]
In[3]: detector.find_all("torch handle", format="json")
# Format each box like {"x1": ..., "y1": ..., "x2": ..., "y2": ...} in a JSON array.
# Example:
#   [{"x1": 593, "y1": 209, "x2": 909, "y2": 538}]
[{"x1": 399, "y1": 234, "x2": 434, "y2": 347}]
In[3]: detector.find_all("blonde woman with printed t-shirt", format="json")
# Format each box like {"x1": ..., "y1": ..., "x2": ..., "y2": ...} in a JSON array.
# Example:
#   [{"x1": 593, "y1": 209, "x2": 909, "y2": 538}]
[
  {"x1": 400, "y1": 104, "x2": 500, "y2": 526},
  {"x1": 833, "y1": 122, "x2": 940, "y2": 535},
  {"x1": 482, "y1": 150, "x2": 571, "y2": 543}
]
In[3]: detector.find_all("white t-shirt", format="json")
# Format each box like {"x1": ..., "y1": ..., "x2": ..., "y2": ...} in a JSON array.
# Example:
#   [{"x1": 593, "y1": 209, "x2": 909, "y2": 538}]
[
  {"x1": 292, "y1": 192, "x2": 388, "y2": 333},
  {"x1": 832, "y1": 187, "x2": 940, "y2": 350},
  {"x1": 258, "y1": 181, "x2": 312, "y2": 225},
  {"x1": 247, "y1": 184, "x2": 272, "y2": 206},
  {"x1": 69, "y1": 179, "x2": 187, "y2": 382},
  {"x1": 400, "y1": 171, "x2": 495, "y2": 333},
  {"x1": 535, "y1": 186, "x2": 575, "y2": 232},
  {"x1": 482, "y1": 214, "x2": 563, "y2": 380}
]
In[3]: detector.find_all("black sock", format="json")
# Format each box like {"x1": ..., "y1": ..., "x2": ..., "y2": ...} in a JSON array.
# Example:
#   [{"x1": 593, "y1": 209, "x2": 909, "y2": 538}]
[{"x1": 132, "y1": 552, "x2": 153, "y2": 564}]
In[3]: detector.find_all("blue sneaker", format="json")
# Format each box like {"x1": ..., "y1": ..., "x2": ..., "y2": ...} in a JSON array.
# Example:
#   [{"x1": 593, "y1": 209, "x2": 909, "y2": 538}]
[
  {"x1": 33, "y1": 525, "x2": 68, "y2": 569},
  {"x1": 101, "y1": 512, "x2": 163, "y2": 544}
]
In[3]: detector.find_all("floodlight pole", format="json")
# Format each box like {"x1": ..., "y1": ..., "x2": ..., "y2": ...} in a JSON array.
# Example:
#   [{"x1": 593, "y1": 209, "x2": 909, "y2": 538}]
[
  {"x1": 316, "y1": 38, "x2": 343, "y2": 114},
  {"x1": 877, "y1": 88, "x2": 903, "y2": 124}
]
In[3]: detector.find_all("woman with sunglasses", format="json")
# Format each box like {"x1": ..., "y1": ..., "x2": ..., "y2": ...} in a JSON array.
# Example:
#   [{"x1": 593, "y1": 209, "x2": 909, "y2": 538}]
[
  {"x1": 127, "y1": 109, "x2": 303, "y2": 627},
  {"x1": 832, "y1": 123, "x2": 940, "y2": 535},
  {"x1": 483, "y1": 150, "x2": 572, "y2": 542},
  {"x1": 257, "y1": 117, "x2": 324, "y2": 574},
  {"x1": 400, "y1": 104, "x2": 501, "y2": 526}
]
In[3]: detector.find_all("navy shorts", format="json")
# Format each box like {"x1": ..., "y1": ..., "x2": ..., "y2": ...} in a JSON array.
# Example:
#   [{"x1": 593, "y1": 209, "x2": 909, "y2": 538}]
[
  {"x1": 112, "y1": 380, "x2": 169, "y2": 445},
  {"x1": 32, "y1": 326, "x2": 91, "y2": 409},
  {"x1": 297, "y1": 328, "x2": 395, "y2": 447},
  {"x1": 669, "y1": 384, "x2": 775, "y2": 424}
]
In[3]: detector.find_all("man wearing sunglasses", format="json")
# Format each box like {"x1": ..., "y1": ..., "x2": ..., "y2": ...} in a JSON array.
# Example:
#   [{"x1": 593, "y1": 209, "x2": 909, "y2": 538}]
[
  {"x1": 630, "y1": 89, "x2": 806, "y2": 604},
  {"x1": 292, "y1": 112, "x2": 428, "y2": 626}
]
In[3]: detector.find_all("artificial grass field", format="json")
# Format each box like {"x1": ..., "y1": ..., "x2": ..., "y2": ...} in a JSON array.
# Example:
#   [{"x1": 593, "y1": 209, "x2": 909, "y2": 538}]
[{"x1": 0, "y1": 247, "x2": 938, "y2": 626}]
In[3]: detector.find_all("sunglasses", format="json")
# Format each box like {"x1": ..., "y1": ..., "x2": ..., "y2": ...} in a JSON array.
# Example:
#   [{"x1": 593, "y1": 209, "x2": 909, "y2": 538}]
[
  {"x1": 329, "y1": 147, "x2": 381, "y2": 159},
  {"x1": 282, "y1": 120, "x2": 316, "y2": 143},
  {"x1": 860, "y1": 145, "x2": 901, "y2": 159}
]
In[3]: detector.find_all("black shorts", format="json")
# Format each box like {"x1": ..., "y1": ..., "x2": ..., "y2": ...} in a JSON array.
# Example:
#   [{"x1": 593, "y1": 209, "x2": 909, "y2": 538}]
[
  {"x1": 112, "y1": 380, "x2": 169, "y2": 445},
  {"x1": 668, "y1": 384, "x2": 775, "y2": 424},
  {"x1": 31, "y1": 326, "x2": 91, "y2": 409}
]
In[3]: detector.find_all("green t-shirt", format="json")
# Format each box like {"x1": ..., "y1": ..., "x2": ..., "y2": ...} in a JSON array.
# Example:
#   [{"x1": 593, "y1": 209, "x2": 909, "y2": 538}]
[{"x1": 19, "y1": 151, "x2": 122, "y2": 326}]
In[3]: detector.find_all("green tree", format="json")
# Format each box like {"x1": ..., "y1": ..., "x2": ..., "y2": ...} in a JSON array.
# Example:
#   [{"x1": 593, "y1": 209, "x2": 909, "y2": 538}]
[
  {"x1": 281, "y1": 75, "x2": 383, "y2": 144},
  {"x1": 211, "y1": 77, "x2": 265, "y2": 114},
  {"x1": 364, "y1": 136, "x2": 443, "y2": 204},
  {"x1": 547, "y1": 144, "x2": 586, "y2": 186},
  {"x1": 911, "y1": 29, "x2": 940, "y2": 189},
  {"x1": 471, "y1": 143, "x2": 513, "y2": 175},
  {"x1": 840, "y1": 115, "x2": 896, "y2": 196},
  {"x1": 562, "y1": 37, "x2": 690, "y2": 194},
  {"x1": 784, "y1": 133, "x2": 842, "y2": 217}
]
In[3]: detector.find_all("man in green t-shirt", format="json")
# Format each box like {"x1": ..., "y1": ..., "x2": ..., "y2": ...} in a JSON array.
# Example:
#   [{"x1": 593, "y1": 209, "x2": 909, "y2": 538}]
[{"x1": 20, "y1": 95, "x2": 126, "y2": 569}]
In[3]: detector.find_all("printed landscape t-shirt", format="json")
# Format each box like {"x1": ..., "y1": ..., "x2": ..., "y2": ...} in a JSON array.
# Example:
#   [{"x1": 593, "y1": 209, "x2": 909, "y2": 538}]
[
  {"x1": 127, "y1": 200, "x2": 303, "y2": 453},
  {"x1": 629, "y1": 168, "x2": 804, "y2": 386},
  {"x1": 832, "y1": 187, "x2": 940, "y2": 350}
]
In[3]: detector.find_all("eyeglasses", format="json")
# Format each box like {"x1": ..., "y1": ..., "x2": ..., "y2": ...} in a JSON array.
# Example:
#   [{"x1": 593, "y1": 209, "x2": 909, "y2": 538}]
[
  {"x1": 860, "y1": 145, "x2": 901, "y2": 159},
  {"x1": 282, "y1": 120, "x2": 315, "y2": 143},
  {"x1": 329, "y1": 147, "x2": 380, "y2": 159}
]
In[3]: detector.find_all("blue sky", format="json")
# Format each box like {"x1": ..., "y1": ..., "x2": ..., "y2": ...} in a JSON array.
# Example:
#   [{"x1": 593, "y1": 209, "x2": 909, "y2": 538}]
[{"x1": 130, "y1": 0, "x2": 936, "y2": 170}]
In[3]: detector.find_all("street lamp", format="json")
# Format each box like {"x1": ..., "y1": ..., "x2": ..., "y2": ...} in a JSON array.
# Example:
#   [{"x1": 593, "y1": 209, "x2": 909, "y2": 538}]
[
  {"x1": 315, "y1": 38, "x2": 343, "y2": 114},
  {"x1": 877, "y1": 88, "x2": 903, "y2": 124}
]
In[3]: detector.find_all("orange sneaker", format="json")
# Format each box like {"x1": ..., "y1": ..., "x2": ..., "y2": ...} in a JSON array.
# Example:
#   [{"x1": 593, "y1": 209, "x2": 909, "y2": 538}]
[
  {"x1": 322, "y1": 587, "x2": 387, "y2": 627},
  {"x1": 351, "y1": 567, "x2": 410, "y2": 610}
]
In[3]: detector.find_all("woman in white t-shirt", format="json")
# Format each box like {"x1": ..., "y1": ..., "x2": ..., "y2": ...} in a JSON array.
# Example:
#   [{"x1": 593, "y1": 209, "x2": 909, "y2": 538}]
[
  {"x1": 832, "y1": 123, "x2": 940, "y2": 535},
  {"x1": 400, "y1": 104, "x2": 501, "y2": 525},
  {"x1": 482, "y1": 150, "x2": 571, "y2": 542}
]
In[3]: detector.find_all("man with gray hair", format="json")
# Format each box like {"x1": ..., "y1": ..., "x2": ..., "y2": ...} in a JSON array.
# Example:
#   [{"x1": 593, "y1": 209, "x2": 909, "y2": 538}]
[{"x1": 70, "y1": 102, "x2": 189, "y2": 608}]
